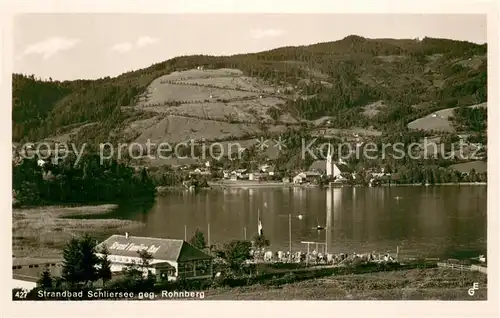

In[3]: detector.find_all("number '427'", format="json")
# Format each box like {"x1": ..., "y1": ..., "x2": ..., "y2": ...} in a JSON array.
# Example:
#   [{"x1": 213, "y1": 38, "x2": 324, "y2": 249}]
[{"x1": 14, "y1": 289, "x2": 28, "y2": 299}]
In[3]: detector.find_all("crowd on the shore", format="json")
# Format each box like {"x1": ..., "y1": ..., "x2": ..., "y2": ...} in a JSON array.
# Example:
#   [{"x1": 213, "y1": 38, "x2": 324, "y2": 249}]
[{"x1": 248, "y1": 249, "x2": 396, "y2": 265}]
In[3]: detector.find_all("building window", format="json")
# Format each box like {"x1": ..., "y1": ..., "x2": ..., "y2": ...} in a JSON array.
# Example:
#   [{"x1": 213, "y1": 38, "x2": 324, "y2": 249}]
[{"x1": 178, "y1": 262, "x2": 195, "y2": 278}]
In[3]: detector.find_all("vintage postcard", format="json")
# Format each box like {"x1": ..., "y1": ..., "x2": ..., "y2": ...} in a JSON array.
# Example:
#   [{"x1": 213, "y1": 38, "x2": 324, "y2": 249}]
[{"x1": 2, "y1": 1, "x2": 499, "y2": 317}]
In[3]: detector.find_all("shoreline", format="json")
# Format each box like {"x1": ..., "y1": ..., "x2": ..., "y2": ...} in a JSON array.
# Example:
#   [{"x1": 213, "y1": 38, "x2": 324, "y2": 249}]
[
  {"x1": 207, "y1": 181, "x2": 487, "y2": 189},
  {"x1": 380, "y1": 182, "x2": 487, "y2": 187}
]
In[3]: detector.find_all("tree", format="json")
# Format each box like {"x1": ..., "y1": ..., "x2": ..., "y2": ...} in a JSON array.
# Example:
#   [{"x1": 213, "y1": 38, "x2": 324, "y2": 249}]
[
  {"x1": 38, "y1": 266, "x2": 53, "y2": 289},
  {"x1": 120, "y1": 249, "x2": 155, "y2": 291},
  {"x1": 253, "y1": 234, "x2": 270, "y2": 250},
  {"x1": 12, "y1": 154, "x2": 157, "y2": 206},
  {"x1": 469, "y1": 169, "x2": 478, "y2": 183},
  {"x1": 61, "y1": 234, "x2": 100, "y2": 288},
  {"x1": 125, "y1": 249, "x2": 153, "y2": 280},
  {"x1": 78, "y1": 234, "x2": 100, "y2": 286},
  {"x1": 189, "y1": 228, "x2": 207, "y2": 250},
  {"x1": 138, "y1": 250, "x2": 153, "y2": 275},
  {"x1": 98, "y1": 246, "x2": 112, "y2": 286},
  {"x1": 216, "y1": 240, "x2": 252, "y2": 273},
  {"x1": 61, "y1": 238, "x2": 81, "y2": 287}
]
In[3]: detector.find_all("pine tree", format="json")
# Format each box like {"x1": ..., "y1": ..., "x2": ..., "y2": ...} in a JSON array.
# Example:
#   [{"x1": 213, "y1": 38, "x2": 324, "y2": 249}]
[
  {"x1": 189, "y1": 228, "x2": 207, "y2": 250},
  {"x1": 98, "y1": 246, "x2": 112, "y2": 286},
  {"x1": 138, "y1": 250, "x2": 153, "y2": 275},
  {"x1": 62, "y1": 235, "x2": 100, "y2": 288},
  {"x1": 62, "y1": 238, "x2": 81, "y2": 287},
  {"x1": 78, "y1": 234, "x2": 100, "y2": 287},
  {"x1": 38, "y1": 266, "x2": 53, "y2": 289}
]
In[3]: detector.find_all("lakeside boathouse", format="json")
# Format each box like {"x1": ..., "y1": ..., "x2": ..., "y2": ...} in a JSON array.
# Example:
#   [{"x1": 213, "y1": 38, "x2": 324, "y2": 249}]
[{"x1": 96, "y1": 235, "x2": 213, "y2": 281}]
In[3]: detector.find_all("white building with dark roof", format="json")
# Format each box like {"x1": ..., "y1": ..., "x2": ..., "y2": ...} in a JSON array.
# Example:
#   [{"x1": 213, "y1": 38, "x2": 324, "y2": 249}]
[{"x1": 96, "y1": 235, "x2": 213, "y2": 281}]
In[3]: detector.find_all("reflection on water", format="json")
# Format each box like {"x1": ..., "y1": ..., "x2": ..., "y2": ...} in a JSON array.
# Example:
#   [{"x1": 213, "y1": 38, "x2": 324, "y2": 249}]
[{"x1": 106, "y1": 186, "x2": 487, "y2": 259}]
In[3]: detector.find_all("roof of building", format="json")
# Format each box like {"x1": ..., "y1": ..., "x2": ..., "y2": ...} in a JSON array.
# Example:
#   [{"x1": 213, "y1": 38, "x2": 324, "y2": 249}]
[
  {"x1": 334, "y1": 163, "x2": 351, "y2": 173},
  {"x1": 13, "y1": 273, "x2": 39, "y2": 283},
  {"x1": 97, "y1": 235, "x2": 212, "y2": 262},
  {"x1": 309, "y1": 160, "x2": 327, "y2": 172}
]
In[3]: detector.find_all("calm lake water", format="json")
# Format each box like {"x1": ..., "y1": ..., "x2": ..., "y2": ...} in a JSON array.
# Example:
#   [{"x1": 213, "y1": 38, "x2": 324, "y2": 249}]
[{"x1": 102, "y1": 185, "x2": 487, "y2": 259}]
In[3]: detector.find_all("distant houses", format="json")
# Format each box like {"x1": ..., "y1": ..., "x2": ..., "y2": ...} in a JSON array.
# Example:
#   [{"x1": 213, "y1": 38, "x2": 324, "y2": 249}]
[
  {"x1": 221, "y1": 165, "x2": 277, "y2": 182},
  {"x1": 292, "y1": 171, "x2": 321, "y2": 184},
  {"x1": 189, "y1": 167, "x2": 211, "y2": 176}
]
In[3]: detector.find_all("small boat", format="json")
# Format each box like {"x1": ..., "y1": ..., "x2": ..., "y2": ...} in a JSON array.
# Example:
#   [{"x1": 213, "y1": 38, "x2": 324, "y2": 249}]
[{"x1": 314, "y1": 218, "x2": 325, "y2": 230}]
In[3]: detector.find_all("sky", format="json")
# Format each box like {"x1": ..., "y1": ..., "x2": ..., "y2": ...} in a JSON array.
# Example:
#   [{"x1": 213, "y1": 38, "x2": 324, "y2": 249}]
[{"x1": 13, "y1": 13, "x2": 487, "y2": 81}]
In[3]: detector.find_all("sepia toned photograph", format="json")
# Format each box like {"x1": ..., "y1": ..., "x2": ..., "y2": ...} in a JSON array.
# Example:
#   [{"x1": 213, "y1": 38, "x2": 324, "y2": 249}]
[{"x1": 9, "y1": 10, "x2": 491, "y2": 305}]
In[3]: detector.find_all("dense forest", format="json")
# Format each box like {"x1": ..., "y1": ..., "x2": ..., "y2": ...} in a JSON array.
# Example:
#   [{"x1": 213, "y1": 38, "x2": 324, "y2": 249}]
[
  {"x1": 12, "y1": 36, "x2": 487, "y2": 145},
  {"x1": 451, "y1": 106, "x2": 487, "y2": 132},
  {"x1": 12, "y1": 154, "x2": 156, "y2": 206}
]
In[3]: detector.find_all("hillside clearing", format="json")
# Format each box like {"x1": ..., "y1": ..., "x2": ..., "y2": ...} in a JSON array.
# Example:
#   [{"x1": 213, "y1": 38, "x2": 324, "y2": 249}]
[
  {"x1": 138, "y1": 97, "x2": 292, "y2": 124},
  {"x1": 450, "y1": 161, "x2": 487, "y2": 174},
  {"x1": 407, "y1": 102, "x2": 487, "y2": 132},
  {"x1": 362, "y1": 100, "x2": 387, "y2": 118},
  {"x1": 170, "y1": 76, "x2": 277, "y2": 93},
  {"x1": 311, "y1": 127, "x2": 383, "y2": 138},
  {"x1": 131, "y1": 115, "x2": 262, "y2": 144},
  {"x1": 138, "y1": 83, "x2": 260, "y2": 106},
  {"x1": 116, "y1": 68, "x2": 300, "y2": 144}
]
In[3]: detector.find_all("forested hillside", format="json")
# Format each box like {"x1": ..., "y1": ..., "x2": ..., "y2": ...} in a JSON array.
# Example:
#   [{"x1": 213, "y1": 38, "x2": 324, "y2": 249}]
[{"x1": 12, "y1": 35, "x2": 487, "y2": 144}]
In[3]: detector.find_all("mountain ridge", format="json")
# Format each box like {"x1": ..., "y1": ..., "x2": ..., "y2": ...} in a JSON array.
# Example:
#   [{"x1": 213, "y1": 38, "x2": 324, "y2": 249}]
[{"x1": 12, "y1": 35, "x2": 487, "y2": 145}]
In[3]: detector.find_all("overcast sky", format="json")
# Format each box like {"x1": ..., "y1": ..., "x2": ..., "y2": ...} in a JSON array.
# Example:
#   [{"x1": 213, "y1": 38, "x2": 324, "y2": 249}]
[{"x1": 13, "y1": 13, "x2": 486, "y2": 81}]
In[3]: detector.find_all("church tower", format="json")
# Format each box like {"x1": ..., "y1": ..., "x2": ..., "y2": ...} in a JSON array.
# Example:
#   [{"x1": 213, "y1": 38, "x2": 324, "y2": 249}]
[{"x1": 326, "y1": 143, "x2": 333, "y2": 176}]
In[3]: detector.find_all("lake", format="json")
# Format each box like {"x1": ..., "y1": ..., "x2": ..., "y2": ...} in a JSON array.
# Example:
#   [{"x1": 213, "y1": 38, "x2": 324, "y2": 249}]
[{"x1": 102, "y1": 185, "x2": 487, "y2": 259}]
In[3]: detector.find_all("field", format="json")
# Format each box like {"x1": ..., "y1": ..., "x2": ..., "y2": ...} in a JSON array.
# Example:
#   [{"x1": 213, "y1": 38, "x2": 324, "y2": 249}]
[
  {"x1": 361, "y1": 100, "x2": 387, "y2": 118},
  {"x1": 206, "y1": 268, "x2": 487, "y2": 300},
  {"x1": 40, "y1": 68, "x2": 297, "y2": 146},
  {"x1": 450, "y1": 161, "x2": 487, "y2": 174},
  {"x1": 311, "y1": 127, "x2": 383, "y2": 139},
  {"x1": 138, "y1": 83, "x2": 260, "y2": 105},
  {"x1": 140, "y1": 98, "x2": 291, "y2": 124},
  {"x1": 407, "y1": 102, "x2": 487, "y2": 132},
  {"x1": 12, "y1": 205, "x2": 143, "y2": 259},
  {"x1": 117, "y1": 68, "x2": 299, "y2": 145},
  {"x1": 126, "y1": 115, "x2": 262, "y2": 144}
]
